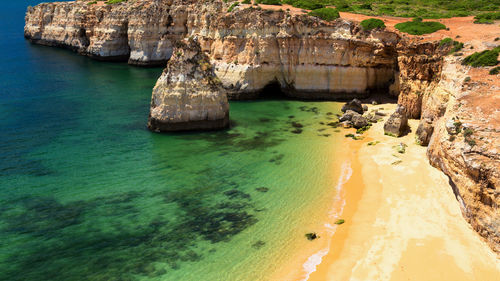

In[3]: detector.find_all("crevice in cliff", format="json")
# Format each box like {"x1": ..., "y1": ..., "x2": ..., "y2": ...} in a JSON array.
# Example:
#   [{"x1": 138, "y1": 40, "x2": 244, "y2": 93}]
[{"x1": 78, "y1": 28, "x2": 90, "y2": 49}]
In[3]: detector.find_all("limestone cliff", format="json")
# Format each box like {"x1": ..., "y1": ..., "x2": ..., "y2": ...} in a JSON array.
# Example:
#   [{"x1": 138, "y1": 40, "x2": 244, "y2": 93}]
[
  {"x1": 399, "y1": 53, "x2": 500, "y2": 253},
  {"x1": 395, "y1": 40, "x2": 446, "y2": 119},
  {"x1": 148, "y1": 37, "x2": 229, "y2": 131},
  {"x1": 25, "y1": 0, "x2": 399, "y2": 99}
]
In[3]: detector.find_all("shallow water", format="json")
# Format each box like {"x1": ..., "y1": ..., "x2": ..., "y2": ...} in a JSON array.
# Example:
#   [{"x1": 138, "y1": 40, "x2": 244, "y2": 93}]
[{"x1": 0, "y1": 2, "x2": 345, "y2": 280}]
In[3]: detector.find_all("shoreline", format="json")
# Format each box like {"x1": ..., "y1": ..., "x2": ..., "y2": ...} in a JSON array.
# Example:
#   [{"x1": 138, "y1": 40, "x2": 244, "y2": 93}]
[{"x1": 305, "y1": 103, "x2": 500, "y2": 281}]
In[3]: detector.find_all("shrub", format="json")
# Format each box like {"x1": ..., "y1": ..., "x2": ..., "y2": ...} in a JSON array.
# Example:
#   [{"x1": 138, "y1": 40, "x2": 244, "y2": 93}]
[
  {"x1": 462, "y1": 46, "x2": 500, "y2": 67},
  {"x1": 463, "y1": 128, "x2": 474, "y2": 138},
  {"x1": 228, "y1": 2, "x2": 240, "y2": 12},
  {"x1": 440, "y1": 38, "x2": 464, "y2": 54},
  {"x1": 439, "y1": 37, "x2": 453, "y2": 46},
  {"x1": 282, "y1": 0, "x2": 323, "y2": 10},
  {"x1": 334, "y1": 0, "x2": 352, "y2": 12},
  {"x1": 105, "y1": 0, "x2": 127, "y2": 4},
  {"x1": 308, "y1": 8, "x2": 340, "y2": 21},
  {"x1": 360, "y1": 18, "x2": 386, "y2": 30},
  {"x1": 474, "y1": 12, "x2": 500, "y2": 24},
  {"x1": 395, "y1": 18, "x2": 447, "y2": 35},
  {"x1": 490, "y1": 66, "x2": 500, "y2": 75},
  {"x1": 256, "y1": 0, "x2": 281, "y2": 5}
]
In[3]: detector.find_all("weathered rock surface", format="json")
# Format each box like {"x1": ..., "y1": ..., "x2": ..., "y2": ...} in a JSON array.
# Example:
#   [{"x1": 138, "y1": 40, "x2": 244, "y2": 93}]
[
  {"x1": 415, "y1": 117, "x2": 434, "y2": 146},
  {"x1": 339, "y1": 110, "x2": 360, "y2": 122},
  {"x1": 383, "y1": 105, "x2": 408, "y2": 137},
  {"x1": 25, "y1": 0, "x2": 400, "y2": 99},
  {"x1": 148, "y1": 38, "x2": 229, "y2": 132},
  {"x1": 402, "y1": 55, "x2": 499, "y2": 253},
  {"x1": 341, "y1": 99, "x2": 364, "y2": 114},
  {"x1": 395, "y1": 41, "x2": 447, "y2": 119},
  {"x1": 351, "y1": 115, "x2": 368, "y2": 129}
]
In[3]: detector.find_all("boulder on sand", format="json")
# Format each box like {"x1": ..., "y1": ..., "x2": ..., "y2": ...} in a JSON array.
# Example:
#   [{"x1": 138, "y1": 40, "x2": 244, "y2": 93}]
[
  {"x1": 352, "y1": 115, "x2": 368, "y2": 129},
  {"x1": 416, "y1": 117, "x2": 434, "y2": 146},
  {"x1": 339, "y1": 110, "x2": 360, "y2": 122},
  {"x1": 341, "y1": 99, "x2": 364, "y2": 114},
  {"x1": 384, "y1": 105, "x2": 409, "y2": 137}
]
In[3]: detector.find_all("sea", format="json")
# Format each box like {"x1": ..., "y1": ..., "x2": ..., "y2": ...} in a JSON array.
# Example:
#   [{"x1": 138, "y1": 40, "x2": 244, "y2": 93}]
[{"x1": 0, "y1": 1, "x2": 349, "y2": 280}]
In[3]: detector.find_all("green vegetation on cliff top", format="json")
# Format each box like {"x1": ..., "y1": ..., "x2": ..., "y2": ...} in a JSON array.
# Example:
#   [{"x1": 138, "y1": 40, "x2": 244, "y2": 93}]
[
  {"x1": 360, "y1": 18, "x2": 385, "y2": 30},
  {"x1": 308, "y1": 7, "x2": 340, "y2": 21},
  {"x1": 248, "y1": 0, "x2": 499, "y2": 19},
  {"x1": 395, "y1": 17, "x2": 446, "y2": 35},
  {"x1": 462, "y1": 46, "x2": 500, "y2": 67}
]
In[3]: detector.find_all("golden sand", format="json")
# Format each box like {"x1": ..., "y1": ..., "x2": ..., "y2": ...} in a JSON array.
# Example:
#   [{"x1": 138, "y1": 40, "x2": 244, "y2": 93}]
[{"x1": 306, "y1": 104, "x2": 500, "y2": 281}]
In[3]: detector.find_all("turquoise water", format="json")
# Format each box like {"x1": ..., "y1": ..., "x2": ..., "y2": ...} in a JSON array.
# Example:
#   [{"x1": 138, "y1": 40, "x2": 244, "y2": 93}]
[{"x1": 0, "y1": 2, "x2": 344, "y2": 280}]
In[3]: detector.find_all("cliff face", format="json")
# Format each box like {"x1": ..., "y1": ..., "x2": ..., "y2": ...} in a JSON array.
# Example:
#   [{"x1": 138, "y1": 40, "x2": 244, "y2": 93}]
[
  {"x1": 25, "y1": 0, "x2": 399, "y2": 99},
  {"x1": 395, "y1": 41, "x2": 446, "y2": 119},
  {"x1": 398, "y1": 52, "x2": 500, "y2": 253}
]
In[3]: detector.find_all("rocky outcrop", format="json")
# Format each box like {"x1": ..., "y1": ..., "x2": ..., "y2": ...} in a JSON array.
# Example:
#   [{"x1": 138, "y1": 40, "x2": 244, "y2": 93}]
[
  {"x1": 341, "y1": 99, "x2": 364, "y2": 114},
  {"x1": 427, "y1": 94, "x2": 500, "y2": 253},
  {"x1": 395, "y1": 40, "x2": 447, "y2": 119},
  {"x1": 415, "y1": 117, "x2": 434, "y2": 146},
  {"x1": 400, "y1": 54, "x2": 499, "y2": 253},
  {"x1": 148, "y1": 38, "x2": 229, "y2": 132},
  {"x1": 25, "y1": 0, "x2": 400, "y2": 99},
  {"x1": 383, "y1": 105, "x2": 408, "y2": 137}
]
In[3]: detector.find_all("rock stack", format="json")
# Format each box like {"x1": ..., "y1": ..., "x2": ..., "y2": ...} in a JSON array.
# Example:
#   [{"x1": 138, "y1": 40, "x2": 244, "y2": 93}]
[{"x1": 148, "y1": 38, "x2": 229, "y2": 132}]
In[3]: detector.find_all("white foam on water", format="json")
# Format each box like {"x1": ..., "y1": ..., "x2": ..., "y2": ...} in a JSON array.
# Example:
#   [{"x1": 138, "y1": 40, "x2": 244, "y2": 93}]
[{"x1": 301, "y1": 161, "x2": 352, "y2": 281}]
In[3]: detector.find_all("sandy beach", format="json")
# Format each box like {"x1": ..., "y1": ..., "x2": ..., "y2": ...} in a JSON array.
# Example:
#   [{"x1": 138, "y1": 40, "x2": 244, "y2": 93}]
[{"x1": 307, "y1": 103, "x2": 500, "y2": 281}]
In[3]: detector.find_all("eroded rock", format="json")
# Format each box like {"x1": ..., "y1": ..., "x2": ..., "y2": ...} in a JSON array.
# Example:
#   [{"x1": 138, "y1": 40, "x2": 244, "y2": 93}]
[
  {"x1": 352, "y1": 115, "x2": 369, "y2": 129},
  {"x1": 416, "y1": 118, "x2": 434, "y2": 146},
  {"x1": 384, "y1": 106, "x2": 409, "y2": 137},
  {"x1": 148, "y1": 38, "x2": 229, "y2": 132},
  {"x1": 341, "y1": 99, "x2": 364, "y2": 114}
]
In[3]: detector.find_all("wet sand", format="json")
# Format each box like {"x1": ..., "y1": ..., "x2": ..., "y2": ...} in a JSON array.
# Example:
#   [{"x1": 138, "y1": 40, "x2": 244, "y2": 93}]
[{"x1": 307, "y1": 104, "x2": 500, "y2": 281}]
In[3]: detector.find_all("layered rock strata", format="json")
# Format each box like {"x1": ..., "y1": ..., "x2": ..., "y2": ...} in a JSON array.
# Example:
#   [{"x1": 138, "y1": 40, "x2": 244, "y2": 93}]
[
  {"x1": 395, "y1": 40, "x2": 447, "y2": 119},
  {"x1": 400, "y1": 54, "x2": 500, "y2": 253},
  {"x1": 25, "y1": 0, "x2": 399, "y2": 99},
  {"x1": 148, "y1": 38, "x2": 229, "y2": 131}
]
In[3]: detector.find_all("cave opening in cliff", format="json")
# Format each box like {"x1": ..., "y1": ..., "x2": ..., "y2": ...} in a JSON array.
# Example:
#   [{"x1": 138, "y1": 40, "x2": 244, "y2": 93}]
[{"x1": 257, "y1": 81, "x2": 288, "y2": 100}]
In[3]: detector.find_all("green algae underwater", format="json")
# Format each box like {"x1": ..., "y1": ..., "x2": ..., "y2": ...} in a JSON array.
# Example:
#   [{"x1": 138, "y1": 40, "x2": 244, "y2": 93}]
[{"x1": 0, "y1": 2, "x2": 346, "y2": 280}]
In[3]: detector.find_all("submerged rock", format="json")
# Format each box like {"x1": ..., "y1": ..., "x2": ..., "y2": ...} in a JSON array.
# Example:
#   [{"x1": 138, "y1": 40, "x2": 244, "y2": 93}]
[
  {"x1": 384, "y1": 106, "x2": 408, "y2": 137},
  {"x1": 305, "y1": 232, "x2": 318, "y2": 241},
  {"x1": 148, "y1": 38, "x2": 229, "y2": 132}
]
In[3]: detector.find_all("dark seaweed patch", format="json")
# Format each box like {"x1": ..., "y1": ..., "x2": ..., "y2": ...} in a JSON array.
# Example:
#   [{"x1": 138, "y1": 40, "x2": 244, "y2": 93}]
[
  {"x1": 298, "y1": 106, "x2": 319, "y2": 114},
  {"x1": 0, "y1": 176, "x2": 259, "y2": 281},
  {"x1": 224, "y1": 189, "x2": 251, "y2": 200},
  {"x1": 269, "y1": 154, "x2": 284, "y2": 165},
  {"x1": 174, "y1": 129, "x2": 284, "y2": 152},
  {"x1": 2, "y1": 196, "x2": 85, "y2": 237},
  {"x1": 251, "y1": 240, "x2": 266, "y2": 249},
  {"x1": 255, "y1": 187, "x2": 269, "y2": 193}
]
